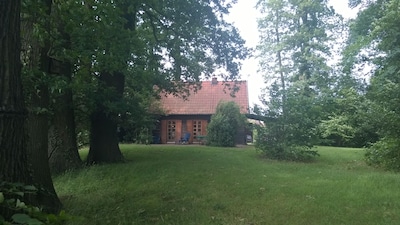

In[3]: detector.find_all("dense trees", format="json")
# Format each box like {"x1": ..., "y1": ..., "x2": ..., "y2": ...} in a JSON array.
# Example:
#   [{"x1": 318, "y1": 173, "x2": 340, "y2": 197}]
[
  {"x1": 4, "y1": 0, "x2": 400, "y2": 220},
  {"x1": 255, "y1": 0, "x2": 400, "y2": 169},
  {"x1": 11, "y1": 0, "x2": 249, "y2": 167},
  {"x1": 255, "y1": 0, "x2": 341, "y2": 160},
  {"x1": 1, "y1": 0, "x2": 249, "y2": 219},
  {"x1": 42, "y1": 0, "x2": 249, "y2": 164},
  {"x1": 345, "y1": 0, "x2": 400, "y2": 170}
]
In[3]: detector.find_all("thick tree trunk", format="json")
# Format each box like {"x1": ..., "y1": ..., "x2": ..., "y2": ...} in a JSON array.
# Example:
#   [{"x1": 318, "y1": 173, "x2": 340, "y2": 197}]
[
  {"x1": 87, "y1": 108, "x2": 124, "y2": 164},
  {"x1": 20, "y1": 0, "x2": 62, "y2": 213},
  {"x1": 48, "y1": 65, "x2": 82, "y2": 174},
  {"x1": 26, "y1": 87, "x2": 62, "y2": 212},
  {"x1": 0, "y1": 1, "x2": 41, "y2": 219},
  {"x1": 87, "y1": 72, "x2": 125, "y2": 164},
  {"x1": 44, "y1": 2, "x2": 82, "y2": 174},
  {"x1": 0, "y1": 1, "x2": 30, "y2": 183},
  {"x1": 23, "y1": 50, "x2": 63, "y2": 214}
]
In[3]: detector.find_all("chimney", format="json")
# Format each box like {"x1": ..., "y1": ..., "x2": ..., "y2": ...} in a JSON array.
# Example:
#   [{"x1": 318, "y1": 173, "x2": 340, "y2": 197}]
[{"x1": 211, "y1": 77, "x2": 218, "y2": 85}]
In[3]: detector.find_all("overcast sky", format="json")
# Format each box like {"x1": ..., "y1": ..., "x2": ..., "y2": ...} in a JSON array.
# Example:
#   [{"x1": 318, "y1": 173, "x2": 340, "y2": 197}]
[{"x1": 226, "y1": 0, "x2": 359, "y2": 107}]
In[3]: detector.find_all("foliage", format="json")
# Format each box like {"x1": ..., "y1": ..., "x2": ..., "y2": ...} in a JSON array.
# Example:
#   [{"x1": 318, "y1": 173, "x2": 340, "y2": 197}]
[
  {"x1": 365, "y1": 138, "x2": 400, "y2": 171},
  {"x1": 255, "y1": 0, "x2": 342, "y2": 160},
  {"x1": 207, "y1": 101, "x2": 246, "y2": 147},
  {"x1": 254, "y1": 119, "x2": 319, "y2": 162},
  {"x1": 207, "y1": 114, "x2": 235, "y2": 147},
  {"x1": 254, "y1": 83, "x2": 321, "y2": 161},
  {"x1": 345, "y1": 0, "x2": 400, "y2": 169},
  {"x1": 17, "y1": 0, "x2": 250, "y2": 165},
  {"x1": 117, "y1": 75, "x2": 164, "y2": 144},
  {"x1": 59, "y1": 0, "x2": 249, "y2": 100},
  {"x1": 0, "y1": 182, "x2": 69, "y2": 225},
  {"x1": 317, "y1": 87, "x2": 379, "y2": 147},
  {"x1": 319, "y1": 115, "x2": 355, "y2": 146}
]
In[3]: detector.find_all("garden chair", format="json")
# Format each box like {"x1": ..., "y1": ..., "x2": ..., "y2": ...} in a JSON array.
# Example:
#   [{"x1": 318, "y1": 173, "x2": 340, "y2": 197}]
[{"x1": 179, "y1": 132, "x2": 191, "y2": 144}]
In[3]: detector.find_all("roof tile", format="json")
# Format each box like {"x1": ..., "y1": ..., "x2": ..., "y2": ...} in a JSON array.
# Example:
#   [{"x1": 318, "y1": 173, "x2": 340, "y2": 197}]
[{"x1": 160, "y1": 80, "x2": 249, "y2": 115}]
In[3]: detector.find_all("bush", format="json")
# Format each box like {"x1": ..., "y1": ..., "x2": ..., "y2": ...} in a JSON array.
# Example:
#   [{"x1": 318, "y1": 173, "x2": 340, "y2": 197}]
[
  {"x1": 365, "y1": 138, "x2": 400, "y2": 171},
  {"x1": 254, "y1": 83, "x2": 320, "y2": 162},
  {"x1": 207, "y1": 114, "x2": 235, "y2": 147},
  {"x1": 0, "y1": 182, "x2": 70, "y2": 224},
  {"x1": 206, "y1": 101, "x2": 246, "y2": 147},
  {"x1": 255, "y1": 125, "x2": 319, "y2": 162}
]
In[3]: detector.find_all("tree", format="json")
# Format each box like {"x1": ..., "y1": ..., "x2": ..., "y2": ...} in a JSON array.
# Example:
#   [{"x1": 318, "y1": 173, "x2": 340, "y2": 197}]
[
  {"x1": 19, "y1": 2, "x2": 66, "y2": 209},
  {"x1": 46, "y1": 2, "x2": 83, "y2": 174},
  {"x1": 255, "y1": 0, "x2": 342, "y2": 160},
  {"x1": 345, "y1": 0, "x2": 400, "y2": 170},
  {"x1": 0, "y1": 0, "x2": 61, "y2": 220},
  {"x1": 0, "y1": 0, "x2": 31, "y2": 189},
  {"x1": 55, "y1": 0, "x2": 249, "y2": 164},
  {"x1": 15, "y1": 0, "x2": 248, "y2": 166},
  {"x1": 207, "y1": 101, "x2": 246, "y2": 147},
  {"x1": 20, "y1": 0, "x2": 82, "y2": 174}
]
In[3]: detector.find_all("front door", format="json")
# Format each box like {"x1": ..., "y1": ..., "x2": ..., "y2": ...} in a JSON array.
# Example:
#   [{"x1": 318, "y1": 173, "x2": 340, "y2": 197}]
[
  {"x1": 192, "y1": 120, "x2": 203, "y2": 142},
  {"x1": 167, "y1": 120, "x2": 176, "y2": 143}
]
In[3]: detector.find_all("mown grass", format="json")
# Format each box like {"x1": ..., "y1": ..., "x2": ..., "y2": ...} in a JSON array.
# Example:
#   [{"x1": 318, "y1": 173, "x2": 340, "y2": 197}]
[{"x1": 54, "y1": 145, "x2": 400, "y2": 225}]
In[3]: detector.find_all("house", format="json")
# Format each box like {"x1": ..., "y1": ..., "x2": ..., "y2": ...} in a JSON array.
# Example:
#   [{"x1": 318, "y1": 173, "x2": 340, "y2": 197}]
[{"x1": 156, "y1": 78, "x2": 249, "y2": 144}]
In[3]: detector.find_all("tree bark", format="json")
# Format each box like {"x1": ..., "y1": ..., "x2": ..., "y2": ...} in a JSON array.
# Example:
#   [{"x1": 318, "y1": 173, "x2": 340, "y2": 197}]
[
  {"x1": 87, "y1": 107, "x2": 124, "y2": 164},
  {"x1": 48, "y1": 62, "x2": 82, "y2": 174},
  {"x1": 26, "y1": 88, "x2": 62, "y2": 212},
  {"x1": 0, "y1": 0, "x2": 31, "y2": 186},
  {"x1": 40, "y1": 2, "x2": 82, "y2": 174},
  {"x1": 87, "y1": 72, "x2": 125, "y2": 164},
  {"x1": 20, "y1": 0, "x2": 62, "y2": 213},
  {"x1": 0, "y1": 0, "x2": 39, "y2": 219}
]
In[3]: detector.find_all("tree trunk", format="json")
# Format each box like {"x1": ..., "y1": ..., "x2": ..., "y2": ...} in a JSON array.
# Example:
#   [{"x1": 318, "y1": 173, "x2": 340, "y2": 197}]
[
  {"x1": 43, "y1": 2, "x2": 82, "y2": 174},
  {"x1": 87, "y1": 108, "x2": 124, "y2": 164},
  {"x1": 48, "y1": 63, "x2": 82, "y2": 174},
  {"x1": 20, "y1": 0, "x2": 62, "y2": 213},
  {"x1": 0, "y1": 0, "x2": 29, "y2": 182},
  {"x1": 274, "y1": 9, "x2": 287, "y2": 144},
  {"x1": 0, "y1": 1, "x2": 44, "y2": 219},
  {"x1": 26, "y1": 86, "x2": 62, "y2": 213},
  {"x1": 87, "y1": 72, "x2": 125, "y2": 164}
]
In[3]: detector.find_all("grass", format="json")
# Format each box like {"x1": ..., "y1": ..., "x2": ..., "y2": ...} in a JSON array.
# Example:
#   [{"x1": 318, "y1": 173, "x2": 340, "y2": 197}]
[{"x1": 54, "y1": 145, "x2": 400, "y2": 225}]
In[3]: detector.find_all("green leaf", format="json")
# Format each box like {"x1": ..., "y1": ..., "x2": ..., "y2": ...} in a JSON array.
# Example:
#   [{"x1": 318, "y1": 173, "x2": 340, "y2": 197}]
[
  {"x1": 15, "y1": 199, "x2": 27, "y2": 209},
  {"x1": 23, "y1": 185, "x2": 38, "y2": 192},
  {"x1": 0, "y1": 192, "x2": 4, "y2": 204},
  {"x1": 12, "y1": 214, "x2": 44, "y2": 225},
  {"x1": 14, "y1": 191, "x2": 24, "y2": 197}
]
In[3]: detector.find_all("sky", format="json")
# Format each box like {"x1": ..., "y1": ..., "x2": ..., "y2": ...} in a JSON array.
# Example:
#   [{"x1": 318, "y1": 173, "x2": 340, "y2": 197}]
[{"x1": 226, "y1": 0, "x2": 359, "y2": 107}]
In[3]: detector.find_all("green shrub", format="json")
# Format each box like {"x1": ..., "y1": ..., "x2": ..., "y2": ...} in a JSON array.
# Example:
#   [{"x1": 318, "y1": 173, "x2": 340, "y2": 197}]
[
  {"x1": 207, "y1": 101, "x2": 246, "y2": 147},
  {"x1": 207, "y1": 114, "x2": 235, "y2": 147},
  {"x1": 365, "y1": 138, "x2": 400, "y2": 171},
  {"x1": 255, "y1": 125, "x2": 319, "y2": 162},
  {"x1": 0, "y1": 182, "x2": 69, "y2": 225}
]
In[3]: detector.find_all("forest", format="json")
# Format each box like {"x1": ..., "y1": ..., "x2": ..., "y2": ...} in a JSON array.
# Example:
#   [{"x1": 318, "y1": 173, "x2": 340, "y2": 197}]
[
  {"x1": 255, "y1": 0, "x2": 400, "y2": 168},
  {"x1": 1, "y1": 0, "x2": 400, "y2": 223}
]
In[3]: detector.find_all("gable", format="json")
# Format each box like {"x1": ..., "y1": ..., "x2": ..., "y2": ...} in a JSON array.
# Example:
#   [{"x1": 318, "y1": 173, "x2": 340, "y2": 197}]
[{"x1": 160, "y1": 80, "x2": 249, "y2": 115}]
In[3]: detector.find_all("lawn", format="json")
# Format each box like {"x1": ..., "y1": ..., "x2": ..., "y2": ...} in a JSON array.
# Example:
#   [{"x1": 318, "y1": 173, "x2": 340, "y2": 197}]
[{"x1": 54, "y1": 145, "x2": 400, "y2": 225}]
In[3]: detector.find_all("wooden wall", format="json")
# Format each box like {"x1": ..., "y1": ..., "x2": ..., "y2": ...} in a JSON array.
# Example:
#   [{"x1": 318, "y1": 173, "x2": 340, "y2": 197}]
[{"x1": 159, "y1": 115, "x2": 210, "y2": 144}]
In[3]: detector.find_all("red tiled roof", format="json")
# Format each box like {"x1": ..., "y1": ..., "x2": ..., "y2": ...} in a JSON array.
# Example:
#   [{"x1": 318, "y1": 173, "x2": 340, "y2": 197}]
[{"x1": 160, "y1": 80, "x2": 249, "y2": 115}]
